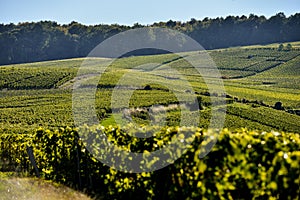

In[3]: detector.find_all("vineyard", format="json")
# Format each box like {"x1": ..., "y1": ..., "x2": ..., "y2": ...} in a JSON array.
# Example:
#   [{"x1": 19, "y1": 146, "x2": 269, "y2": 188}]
[
  {"x1": 0, "y1": 127, "x2": 299, "y2": 199},
  {"x1": 0, "y1": 42, "x2": 300, "y2": 199}
]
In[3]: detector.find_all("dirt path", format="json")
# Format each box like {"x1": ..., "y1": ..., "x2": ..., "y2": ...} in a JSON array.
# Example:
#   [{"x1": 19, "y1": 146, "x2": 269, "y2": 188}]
[{"x1": 0, "y1": 177, "x2": 91, "y2": 200}]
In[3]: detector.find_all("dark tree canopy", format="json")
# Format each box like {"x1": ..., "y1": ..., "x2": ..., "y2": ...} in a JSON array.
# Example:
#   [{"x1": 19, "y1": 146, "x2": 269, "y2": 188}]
[{"x1": 0, "y1": 12, "x2": 300, "y2": 65}]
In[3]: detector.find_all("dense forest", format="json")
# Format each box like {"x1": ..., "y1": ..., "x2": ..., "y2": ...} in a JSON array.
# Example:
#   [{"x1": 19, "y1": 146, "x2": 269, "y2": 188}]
[{"x1": 0, "y1": 12, "x2": 299, "y2": 65}]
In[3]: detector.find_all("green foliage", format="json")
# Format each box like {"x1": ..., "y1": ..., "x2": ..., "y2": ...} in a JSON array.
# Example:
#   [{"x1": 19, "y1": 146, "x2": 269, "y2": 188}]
[
  {"x1": 286, "y1": 43, "x2": 292, "y2": 51},
  {"x1": 0, "y1": 59, "x2": 80, "y2": 90},
  {"x1": 278, "y1": 43, "x2": 293, "y2": 52},
  {"x1": 210, "y1": 48, "x2": 300, "y2": 78},
  {"x1": 226, "y1": 104, "x2": 300, "y2": 132},
  {"x1": 1, "y1": 13, "x2": 300, "y2": 65},
  {"x1": 0, "y1": 89, "x2": 74, "y2": 134},
  {"x1": 278, "y1": 44, "x2": 284, "y2": 51},
  {"x1": 1, "y1": 47, "x2": 300, "y2": 134},
  {"x1": 0, "y1": 32, "x2": 300, "y2": 199},
  {"x1": 0, "y1": 126, "x2": 299, "y2": 199}
]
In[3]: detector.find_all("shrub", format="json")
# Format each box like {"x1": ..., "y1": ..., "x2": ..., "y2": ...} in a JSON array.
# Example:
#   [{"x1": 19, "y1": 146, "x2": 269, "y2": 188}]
[
  {"x1": 144, "y1": 85, "x2": 152, "y2": 90},
  {"x1": 0, "y1": 126, "x2": 299, "y2": 199},
  {"x1": 278, "y1": 44, "x2": 284, "y2": 51},
  {"x1": 286, "y1": 43, "x2": 292, "y2": 51},
  {"x1": 274, "y1": 101, "x2": 284, "y2": 110}
]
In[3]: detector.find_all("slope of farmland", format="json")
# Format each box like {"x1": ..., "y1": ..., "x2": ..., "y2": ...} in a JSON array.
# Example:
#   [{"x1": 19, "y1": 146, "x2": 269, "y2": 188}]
[
  {"x1": 0, "y1": 42, "x2": 300, "y2": 134},
  {"x1": 0, "y1": 42, "x2": 300, "y2": 199}
]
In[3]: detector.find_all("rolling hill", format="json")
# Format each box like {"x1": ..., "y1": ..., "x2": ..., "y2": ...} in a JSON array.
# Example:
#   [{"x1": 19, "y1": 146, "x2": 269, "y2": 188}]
[
  {"x1": 0, "y1": 41, "x2": 300, "y2": 199},
  {"x1": 0, "y1": 42, "x2": 300, "y2": 133}
]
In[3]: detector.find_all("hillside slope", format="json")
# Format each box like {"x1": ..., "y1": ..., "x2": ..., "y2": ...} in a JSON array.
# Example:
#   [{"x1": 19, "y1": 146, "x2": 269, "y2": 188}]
[{"x1": 0, "y1": 43, "x2": 299, "y2": 133}]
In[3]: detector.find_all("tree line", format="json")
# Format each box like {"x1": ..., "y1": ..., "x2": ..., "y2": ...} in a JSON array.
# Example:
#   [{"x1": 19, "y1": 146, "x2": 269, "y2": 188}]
[{"x1": 0, "y1": 12, "x2": 299, "y2": 65}]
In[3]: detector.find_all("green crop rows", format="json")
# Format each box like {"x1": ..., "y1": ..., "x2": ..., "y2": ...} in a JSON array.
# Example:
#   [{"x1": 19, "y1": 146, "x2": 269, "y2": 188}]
[
  {"x1": 0, "y1": 126, "x2": 299, "y2": 199},
  {"x1": 0, "y1": 43, "x2": 300, "y2": 198}
]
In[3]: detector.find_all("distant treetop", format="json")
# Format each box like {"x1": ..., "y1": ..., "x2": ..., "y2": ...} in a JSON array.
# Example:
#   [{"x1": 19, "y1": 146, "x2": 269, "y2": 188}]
[{"x1": 0, "y1": 13, "x2": 299, "y2": 65}]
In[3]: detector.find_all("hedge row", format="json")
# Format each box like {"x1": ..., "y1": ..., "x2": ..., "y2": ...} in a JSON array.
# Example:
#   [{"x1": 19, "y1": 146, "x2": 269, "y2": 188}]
[{"x1": 0, "y1": 126, "x2": 299, "y2": 199}]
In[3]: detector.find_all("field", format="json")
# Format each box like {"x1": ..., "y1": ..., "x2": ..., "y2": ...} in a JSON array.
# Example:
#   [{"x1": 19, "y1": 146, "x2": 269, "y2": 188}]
[
  {"x1": 1, "y1": 43, "x2": 299, "y2": 133},
  {"x1": 0, "y1": 42, "x2": 300, "y2": 199}
]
